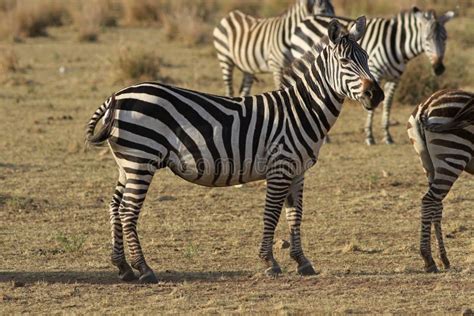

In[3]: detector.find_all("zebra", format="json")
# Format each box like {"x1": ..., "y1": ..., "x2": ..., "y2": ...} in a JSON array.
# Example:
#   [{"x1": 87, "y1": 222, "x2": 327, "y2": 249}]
[
  {"x1": 407, "y1": 89, "x2": 473, "y2": 273},
  {"x1": 212, "y1": 0, "x2": 334, "y2": 97},
  {"x1": 289, "y1": 7, "x2": 455, "y2": 145},
  {"x1": 85, "y1": 17, "x2": 383, "y2": 284}
]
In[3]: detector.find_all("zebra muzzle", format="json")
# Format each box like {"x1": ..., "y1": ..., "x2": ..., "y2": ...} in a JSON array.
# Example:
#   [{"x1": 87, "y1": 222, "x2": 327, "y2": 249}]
[
  {"x1": 360, "y1": 79, "x2": 384, "y2": 110},
  {"x1": 432, "y1": 62, "x2": 445, "y2": 76}
]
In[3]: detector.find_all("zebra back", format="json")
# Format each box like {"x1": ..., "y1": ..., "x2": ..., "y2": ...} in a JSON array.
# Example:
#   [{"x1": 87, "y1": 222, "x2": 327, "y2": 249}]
[
  {"x1": 420, "y1": 90, "x2": 474, "y2": 132},
  {"x1": 213, "y1": 0, "x2": 335, "y2": 75}
]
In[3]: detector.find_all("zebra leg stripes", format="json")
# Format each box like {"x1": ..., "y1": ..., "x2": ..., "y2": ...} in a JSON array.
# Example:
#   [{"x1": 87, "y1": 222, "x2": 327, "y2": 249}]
[{"x1": 365, "y1": 81, "x2": 398, "y2": 145}]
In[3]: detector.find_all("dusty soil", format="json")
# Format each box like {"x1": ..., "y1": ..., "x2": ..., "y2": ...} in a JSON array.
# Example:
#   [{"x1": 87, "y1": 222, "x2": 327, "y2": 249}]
[{"x1": 1, "y1": 24, "x2": 473, "y2": 314}]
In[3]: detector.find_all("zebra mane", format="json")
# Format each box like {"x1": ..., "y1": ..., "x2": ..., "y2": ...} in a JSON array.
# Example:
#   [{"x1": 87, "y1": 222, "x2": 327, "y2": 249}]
[{"x1": 281, "y1": 38, "x2": 329, "y2": 88}]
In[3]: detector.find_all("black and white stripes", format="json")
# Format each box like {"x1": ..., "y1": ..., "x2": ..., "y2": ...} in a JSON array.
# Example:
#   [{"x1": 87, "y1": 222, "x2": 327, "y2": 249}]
[
  {"x1": 407, "y1": 89, "x2": 473, "y2": 273},
  {"x1": 289, "y1": 7, "x2": 455, "y2": 145},
  {"x1": 86, "y1": 17, "x2": 383, "y2": 283},
  {"x1": 212, "y1": 0, "x2": 334, "y2": 97}
]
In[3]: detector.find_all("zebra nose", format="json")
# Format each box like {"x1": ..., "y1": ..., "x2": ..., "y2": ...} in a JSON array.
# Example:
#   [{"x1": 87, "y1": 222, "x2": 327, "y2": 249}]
[
  {"x1": 363, "y1": 90, "x2": 373, "y2": 99},
  {"x1": 361, "y1": 78, "x2": 374, "y2": 94}
]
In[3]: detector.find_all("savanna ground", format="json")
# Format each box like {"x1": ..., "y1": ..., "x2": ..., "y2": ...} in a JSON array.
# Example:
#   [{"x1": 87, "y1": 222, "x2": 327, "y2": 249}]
[{"x1": 0, "y1": 0, "x2": 473, "y2": 314}]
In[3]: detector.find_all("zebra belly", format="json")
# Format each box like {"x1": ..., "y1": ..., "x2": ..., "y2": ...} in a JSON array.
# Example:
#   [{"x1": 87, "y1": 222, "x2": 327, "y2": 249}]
[
  {"x1": 168, "y1": 155, "x2": 268, "y2": 187},
  {"x1": 166, "y1": 135, "x2": 269, "y2": 187}
]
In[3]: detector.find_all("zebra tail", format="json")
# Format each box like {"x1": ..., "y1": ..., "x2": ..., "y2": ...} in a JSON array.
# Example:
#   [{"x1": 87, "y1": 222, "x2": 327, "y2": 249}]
[
  {"x1": 85, "y1": 94, "x2": 117, "y2": 146},
  {"x1": 422, "y1": 99, "x2": 474, "y2": 132}
]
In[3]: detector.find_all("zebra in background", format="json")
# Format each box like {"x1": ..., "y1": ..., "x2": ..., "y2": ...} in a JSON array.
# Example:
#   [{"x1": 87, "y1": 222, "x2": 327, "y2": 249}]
[
  {"x1": 290, "y1": 7, "x2": 455, "y2": 145},
  {"x1": 213, "y1": 0, "x2": 334, "y2": 97},
  {"x1": 86, "y1": 17, "x2": 383, "y2": 283},
  {"x1": 407, "y1": 89, "x2": 473, "y2": 273}
]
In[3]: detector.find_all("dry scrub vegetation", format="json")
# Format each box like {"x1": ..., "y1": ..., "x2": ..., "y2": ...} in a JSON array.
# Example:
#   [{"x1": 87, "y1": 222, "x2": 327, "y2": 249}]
[
  {"x1": 113, "y1": 47, "x2": 165, "y2": 82},
  {"x1": 0, "y1": 0, "x2": 473, "y2": 314}
]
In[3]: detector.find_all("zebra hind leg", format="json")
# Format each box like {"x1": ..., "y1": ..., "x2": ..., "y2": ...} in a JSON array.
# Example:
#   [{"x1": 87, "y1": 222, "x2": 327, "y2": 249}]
[
  {"x1": 239, "y1": 72, "x2": 254, "y2": 97},
  {"x1": 109, "y1": 173, "x2": 137, "y2": 281},
  {"x1": 285, "y1": 176, "x2": 316, "y2": 276},
  {"x1": 258, "y1": 172, "x2": 291, "y2": 276},
  {"x1": 420, "y1": 188, "x2": 441, "y2": 273},
  {"x1": 434, "y1": 218, "x2": 450, "y2": 269},
  {"x1": 119, "y1": 163, "x2": 157, "y2": 284}
]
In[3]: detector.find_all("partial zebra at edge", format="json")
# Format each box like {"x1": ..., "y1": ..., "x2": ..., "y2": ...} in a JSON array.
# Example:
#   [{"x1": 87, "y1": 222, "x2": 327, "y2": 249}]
[{"x1": 407, "y1": 88, "x2": 473, "y2": 273}]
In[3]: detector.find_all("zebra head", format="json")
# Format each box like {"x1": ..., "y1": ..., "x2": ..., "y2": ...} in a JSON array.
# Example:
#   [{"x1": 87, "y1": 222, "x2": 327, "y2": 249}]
[
  {"x1": 414, "y1": 7, "x2": 455, "y2": 76},
  {"x1": 326, "y1": 17, "x2": 384, "y2": 111},
  {"x1": 302, "y1": 0, "x2": 335, "y2": 16}
]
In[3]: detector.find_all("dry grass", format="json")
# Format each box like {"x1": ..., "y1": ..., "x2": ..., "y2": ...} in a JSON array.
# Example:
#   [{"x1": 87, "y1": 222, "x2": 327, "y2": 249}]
[
  {"x1": 113, "y1": 47, "x2": 164, "y2": 82},
  {"x1": 0, "y1": 48, "x2": 18, "y2": 73},
  {"x1": 8, "y1": 0, "x2": 68, "y2": 39},
  {"x1": 161, "y1": 5, "x2": 213, "y2": 46},
  {"x1": 121, "y1": 0, "x2": 165, "y2": 26}
]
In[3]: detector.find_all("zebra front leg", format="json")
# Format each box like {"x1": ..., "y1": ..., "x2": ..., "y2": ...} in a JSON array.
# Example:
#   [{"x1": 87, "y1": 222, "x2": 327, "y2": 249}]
[
  {"x1": 284, "y1": 175, "x2": 316, "y2": 276},
  {"x1": 109, "y1": 177, "x2": 137, "y2": 281},
  {"x1": 259, "y1": 171, "x2": 291, "y2": 276},
  {"x1": 381, "y1": 81, "x2": 398, "y2": 144},
  {"x1": 119, "y1": 170, "x2": 157, "y2": 284},
  {"x1": 364, "y1": 110, "x2": 376, "y2": 145},
  {"x1": 239, "y1": 72, "x2": 254, "y2": 97}
]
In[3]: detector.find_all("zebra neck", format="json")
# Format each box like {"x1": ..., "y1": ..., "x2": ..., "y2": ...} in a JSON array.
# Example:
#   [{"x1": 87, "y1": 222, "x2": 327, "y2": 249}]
[
  {"x1": 282, "y1": 3, "x2": 308, "y2": 36},
  {"x1": 394, "y1": 12, "x2": 424, "y2": 62},
  {"x1": 288, "y1": 63, "x2": 344, "y2": 139}
]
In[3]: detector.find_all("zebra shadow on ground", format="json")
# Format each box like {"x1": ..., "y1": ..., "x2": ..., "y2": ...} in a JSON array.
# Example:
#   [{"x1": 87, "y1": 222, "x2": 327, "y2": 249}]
[{"x1": 0, "y1": 270, "x2": 251, "y2": 285}]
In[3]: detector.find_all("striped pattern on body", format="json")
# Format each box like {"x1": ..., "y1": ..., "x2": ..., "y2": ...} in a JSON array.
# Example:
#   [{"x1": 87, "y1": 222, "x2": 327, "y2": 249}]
[{"x1": 212, "y1": 0, "x2": 334, "y2": 97}]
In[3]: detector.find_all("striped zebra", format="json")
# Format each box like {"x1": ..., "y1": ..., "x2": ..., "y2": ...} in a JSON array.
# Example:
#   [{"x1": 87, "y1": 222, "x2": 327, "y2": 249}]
[
  {"x1": 212, "y1": 0, "x2": 334, "y2": 97},
  {"x1": 289, "y1": 7, "x2": 455, "y2": 145},
  {"x1": 86, "y1": 17, "x2": 383, "y2": 283},
  {"x1": 407, "y1": 89, "x2": 473, "y2": 273}
]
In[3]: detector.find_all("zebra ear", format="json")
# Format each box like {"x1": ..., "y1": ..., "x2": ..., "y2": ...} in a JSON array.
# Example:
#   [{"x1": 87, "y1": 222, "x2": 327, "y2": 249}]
[
  {"x1": 412, "y1": 6, "x2": 424, "y2": 19},
  {"x1": 348, "y1": 16, "x2": 366, "y2": 41},
  {"x1": 439, "y1": 11, "x2": 455, "y2": 25},
  {"x1": 302, "y1": 0, "x2": 315, "y2": 12},
  {"x1": 328, "y1": 19, "x2": 343, "y2": 44},
  {"x1": 412, "y1": 6, "x2": 421, "y2": 14}
]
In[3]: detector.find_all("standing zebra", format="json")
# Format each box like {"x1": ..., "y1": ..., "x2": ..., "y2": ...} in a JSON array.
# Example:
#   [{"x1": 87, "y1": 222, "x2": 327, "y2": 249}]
[
  {"x1": 86, "y1": 17, "x2": 383, "y2": 283},
  {"x1": 213, "y1": 0, "x2": 334, "y2": 97},
  {"x1": 289, "y1": 7, "x2": 455, "y2": 145},
  {"x1": 407, "y1": 89, "x2": 473, "y2": 273}
]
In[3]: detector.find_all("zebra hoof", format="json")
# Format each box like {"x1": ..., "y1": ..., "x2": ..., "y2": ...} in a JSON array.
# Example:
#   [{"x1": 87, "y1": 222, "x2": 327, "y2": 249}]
[
  {"x1": 139, "y1": 270, "x2": 158, "y2": 284},
  {"x1": 233, "y1": 184, "x2": 244, "y2": 188},
  {"x1": 264, "y1": 266, "x2": 282, "y2": 277},
  {"x1": 119, "y1": 269, "x2": 138, "y2": 282},
  {"x1": 365, "y1": 138, "x2": 376, "y2": 146},
  {"x1": 297, "y1": 262, "x2": 317, "y2": 276},
  {"x1": 424, "y1": 263, "x2": 439, "y2": 273},
  {"x1": 440, "y1": 255, "x2": 450, "y2": 269},
  {"x1": 384, "y1": 138, "x2": 394, "y2": 145}
]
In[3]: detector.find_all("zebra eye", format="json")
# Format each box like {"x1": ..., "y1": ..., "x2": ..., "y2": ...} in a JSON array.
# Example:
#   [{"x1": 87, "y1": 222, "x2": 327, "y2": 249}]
[{"x1": 340, "y1": 58, "x2": 350, "y2": 66}]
